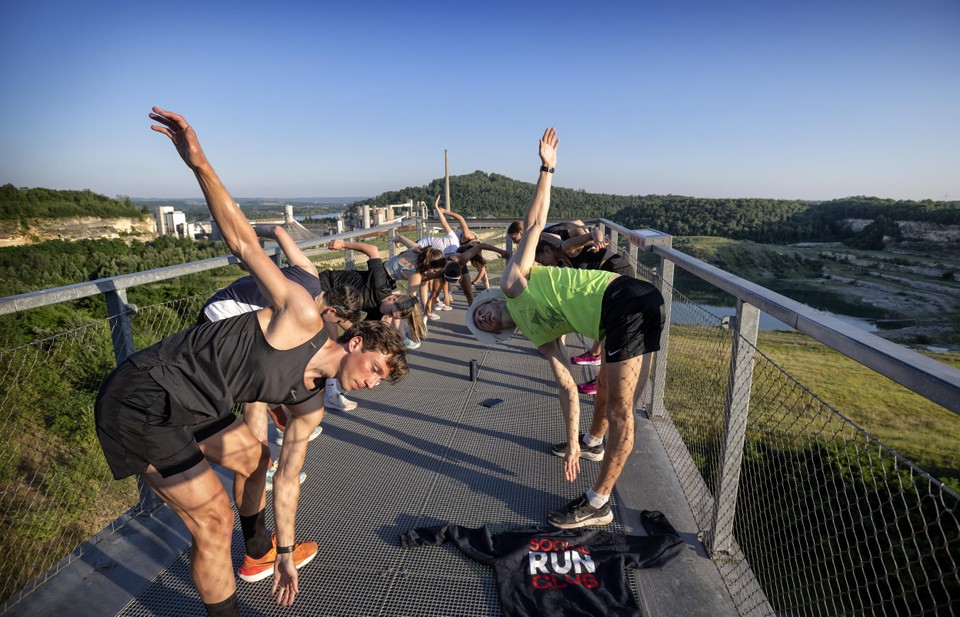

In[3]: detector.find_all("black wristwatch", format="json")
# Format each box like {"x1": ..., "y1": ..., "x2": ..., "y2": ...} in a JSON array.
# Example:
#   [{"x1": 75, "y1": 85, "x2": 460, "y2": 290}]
[{"x1": 540, "y1": 165, "x2": 555, "y2": 173}]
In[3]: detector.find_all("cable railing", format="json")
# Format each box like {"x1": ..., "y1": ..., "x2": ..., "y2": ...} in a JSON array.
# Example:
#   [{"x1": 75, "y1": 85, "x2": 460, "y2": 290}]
[{"x1": 0, "y1": 216, "x2": 957, "y2": 615}]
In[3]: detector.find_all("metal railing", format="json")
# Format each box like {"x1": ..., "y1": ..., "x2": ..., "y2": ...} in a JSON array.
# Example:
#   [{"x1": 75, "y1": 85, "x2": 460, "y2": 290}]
[
  {"x1": 1, "y1": 215, "x2": 957, "y2": 616},
  {"x1": 599, "y1": 218, "x2": 960, "y2": 616}
]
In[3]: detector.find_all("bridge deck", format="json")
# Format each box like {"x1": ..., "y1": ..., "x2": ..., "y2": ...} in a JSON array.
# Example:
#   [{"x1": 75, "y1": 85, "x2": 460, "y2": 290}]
[{"x1": 10, "y1": 297, "x2": 737, "y2": 617}]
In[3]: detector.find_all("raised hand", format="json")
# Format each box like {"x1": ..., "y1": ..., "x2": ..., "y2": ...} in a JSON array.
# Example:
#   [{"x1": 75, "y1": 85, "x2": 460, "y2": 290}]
[
  {"x1": 539, "y1": 127, "x2": 559, "y2": 168},
  {"x1": 149, "y1": 107, "x2": 210, "y2": 171}
]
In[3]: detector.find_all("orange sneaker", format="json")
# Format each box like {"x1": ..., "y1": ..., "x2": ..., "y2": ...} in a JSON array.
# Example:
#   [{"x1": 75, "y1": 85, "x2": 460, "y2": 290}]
[{"x1": 237, "y1": 534, "x2": 318, "y2": 583}]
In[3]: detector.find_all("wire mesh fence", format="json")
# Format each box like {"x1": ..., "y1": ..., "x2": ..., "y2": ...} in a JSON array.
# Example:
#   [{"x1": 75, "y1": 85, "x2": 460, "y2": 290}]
[
  {"x1": 656, "y1": 285, "x2": 960, "y2": 616},
  {"x1": 0, "y1": 290, "x2": 213, "y2": 607}
]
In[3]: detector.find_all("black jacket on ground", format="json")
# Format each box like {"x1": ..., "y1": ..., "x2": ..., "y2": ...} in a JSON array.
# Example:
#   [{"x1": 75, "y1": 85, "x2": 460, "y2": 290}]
[{"x1": 400, "y1": 510, "x2": 684, "y2": 617}]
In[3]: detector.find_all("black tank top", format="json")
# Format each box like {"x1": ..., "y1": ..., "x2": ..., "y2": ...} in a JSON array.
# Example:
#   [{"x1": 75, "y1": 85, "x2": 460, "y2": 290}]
[{"x1": 129, "y1": 311, "x2": 328, "y2": 421}]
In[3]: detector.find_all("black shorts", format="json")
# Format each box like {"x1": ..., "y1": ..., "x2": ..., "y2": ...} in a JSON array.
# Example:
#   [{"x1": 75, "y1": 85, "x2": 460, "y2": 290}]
[
  {"x1": 599, "y1": 276, "x2": 665, "y2": 363},
  {"x1": 601, "y1": 253, "x2": 636, "y2": 279},
  {"x1": 95, "y1": 361, "x2": 237, "y2": 480}
]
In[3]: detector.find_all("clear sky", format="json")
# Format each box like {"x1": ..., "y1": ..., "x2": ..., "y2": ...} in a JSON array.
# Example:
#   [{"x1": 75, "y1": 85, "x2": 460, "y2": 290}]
[{"x1": 1, "y1": 0, "x2": 958, "y2": 201}]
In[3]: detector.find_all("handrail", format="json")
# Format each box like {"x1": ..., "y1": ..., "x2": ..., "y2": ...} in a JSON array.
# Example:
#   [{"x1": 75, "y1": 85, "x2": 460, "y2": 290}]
[
  {"x1": 0, "y1": 219, "x2": 410, "y2": 316},
  {"x1": 598, "y1": 217, "x2": 960, "y2": 416}
]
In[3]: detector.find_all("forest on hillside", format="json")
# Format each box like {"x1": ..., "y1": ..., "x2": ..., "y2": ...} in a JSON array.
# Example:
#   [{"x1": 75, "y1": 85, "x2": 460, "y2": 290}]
[
  {"x1": 0, "y1": 184, "x2": 147, "y2": 219},
  {"x1": 358, "y1": 172, "x2": 960, "y2": 245}
]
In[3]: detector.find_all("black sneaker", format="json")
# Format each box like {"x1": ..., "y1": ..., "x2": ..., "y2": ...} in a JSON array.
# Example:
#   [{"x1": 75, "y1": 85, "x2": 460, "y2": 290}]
[
  {"x1": 547, "y1": 494, "x2": 614, "y2": 529},
  {"x1": 549, "y1": 435, "x2": 604, "y2": 461}
]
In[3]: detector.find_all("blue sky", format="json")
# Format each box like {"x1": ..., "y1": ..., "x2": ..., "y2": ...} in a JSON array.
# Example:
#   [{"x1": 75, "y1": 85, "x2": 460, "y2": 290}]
[{"x1": 1, "y1": 0, "x2": 958, "y2": 201}]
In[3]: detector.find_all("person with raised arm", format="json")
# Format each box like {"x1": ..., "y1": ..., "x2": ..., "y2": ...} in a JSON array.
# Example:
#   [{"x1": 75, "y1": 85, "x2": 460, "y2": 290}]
[
  {"x1": 94, "y1": 108, "x2": 408, "y2": 616},
  {"x1": 320, "y1": 238, "x2": 425, "y2": 400},
  {"x1": 465, "y1": 127, "x2": 665, "y2": 529},
  {"x1": 199, "y1": 225, "x2": 358, "y2": 474}
]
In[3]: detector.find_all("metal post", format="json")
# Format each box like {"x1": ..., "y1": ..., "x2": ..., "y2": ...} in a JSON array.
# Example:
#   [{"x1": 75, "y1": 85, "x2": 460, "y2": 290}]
[
  {"x1": 104, "y1": 289, "x2": 135, "y2": 365},
  {"x1": 650, "y1": 249, "x2": 674, "y2": 419},
  {"x1": 708, "y1": 300, "x2": 760, "y2": 556},
  {"x1": 105, "y1": 289, "x2": 162, "y2": 510}
]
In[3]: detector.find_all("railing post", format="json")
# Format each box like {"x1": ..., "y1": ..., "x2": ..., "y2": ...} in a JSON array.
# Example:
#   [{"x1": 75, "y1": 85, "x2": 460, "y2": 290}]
[
  {"x1": 104, "y1": 289, "x2": 135, "y2": 365},
  {"x1": 344, "y1": 247, "x2": 355, "y2": 270},
  {"x1": 650, "y1": 255, "x2": 674, "y2": 418},
  {"x1": 105, "y1": 289, "x2": 163, "y2": 511},
  {"x1": 708, "y1": 299, "x2": 760, "y2": 556},
  {"x1": 608, "y1": 227, "x2": 619, "y2": 254}
]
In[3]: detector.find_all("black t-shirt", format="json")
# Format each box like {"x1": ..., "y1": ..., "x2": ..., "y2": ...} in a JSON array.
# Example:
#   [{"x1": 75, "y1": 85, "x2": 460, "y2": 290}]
[
  {"x1": 315, "y1": 258, "x2": 395, "y2": 320},
  {"x1": 400, "y1": 510, "x2": 683, "y2": 617}
]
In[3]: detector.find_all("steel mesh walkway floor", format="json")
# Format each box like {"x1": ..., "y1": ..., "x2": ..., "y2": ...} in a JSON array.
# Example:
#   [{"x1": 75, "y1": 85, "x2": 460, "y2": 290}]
[
  {"x1": 8, "y1": 295, "x2": 739, "y2": 617},
  {"x1": 116, "y1": 298, "x2": 637, "y2": 616}
]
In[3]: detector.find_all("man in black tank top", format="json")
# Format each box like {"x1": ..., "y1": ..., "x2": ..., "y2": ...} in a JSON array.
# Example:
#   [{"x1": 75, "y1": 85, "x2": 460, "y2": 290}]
[{"x1": 95, "y1": 108, "x2": 409, "y2": 617}]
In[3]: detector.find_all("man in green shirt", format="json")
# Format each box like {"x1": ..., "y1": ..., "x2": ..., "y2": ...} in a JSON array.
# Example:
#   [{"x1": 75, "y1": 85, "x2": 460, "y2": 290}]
[{"x1": 466, "y1": 128, "x2": 665, "y2": 529}]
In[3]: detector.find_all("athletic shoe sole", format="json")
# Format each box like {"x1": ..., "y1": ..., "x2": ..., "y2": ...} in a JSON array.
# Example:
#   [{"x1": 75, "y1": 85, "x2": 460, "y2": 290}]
[
  {"x1": 549, "y1": 510, "x2": 614, "y2": 529},
  {"x1": 550, "y1": 442, "x2": 604, "y2": 461}
]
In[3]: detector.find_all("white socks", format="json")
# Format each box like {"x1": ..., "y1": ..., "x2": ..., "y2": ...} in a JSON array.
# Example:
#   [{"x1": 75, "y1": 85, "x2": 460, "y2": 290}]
[
  {"x1": 325, "y1": 378, "x2": 340, "y2": 397},
  {"x1": 585, "y1": 489, "x2": 609, "y2": 509},
  {"x1": 583, "y1": 433, "x2": 603, "y2": 448}
]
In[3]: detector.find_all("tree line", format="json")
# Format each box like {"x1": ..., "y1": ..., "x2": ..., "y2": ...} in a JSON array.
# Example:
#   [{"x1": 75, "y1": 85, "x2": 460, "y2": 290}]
[
  {"x1": 0, "y1": 184, "x2": 148, "y2": 219},
  {"x1": 357, "y1": 172, "x2": 959, "y2": 245}
]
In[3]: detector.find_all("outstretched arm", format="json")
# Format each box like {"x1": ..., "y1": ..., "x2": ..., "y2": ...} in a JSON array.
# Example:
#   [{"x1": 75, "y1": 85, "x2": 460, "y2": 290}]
[
  {"x1": 500, "y1": 127, "x2": 559, "y2": 297},
  {"x1": 433, "y1": 194, "x2": 454, "y2": 235},
  {"x1": 394, "y1": 234, "x2": 419, "y2": 250},
  {"x1": 559, "y1": 227, "x2": 605, "y2": 258},
  {"x1": 150, "y1": 108, "x2": 306, "y2": 315},
  {"x1": 539, "y1": 339, "x2": 581, "y2": 482},
  {"x1": 438, "y1": 207, "x2": 478, "y2": 244},
  {"x1": 255, "y1": 225, "x2": 319, "y2": 277},
  {"x1": 454, "y1": 242, "x2": 510, "y2": 264},
  {"x1": 271, "y1": 399, "x2": 325, "y2": 606},
  {"x1": 328, "y1": 239, "x2": 380, "y2": 260}
]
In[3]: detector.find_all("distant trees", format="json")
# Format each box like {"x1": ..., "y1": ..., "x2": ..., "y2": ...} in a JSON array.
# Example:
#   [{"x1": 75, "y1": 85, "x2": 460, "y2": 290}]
[
  {"x1": 0, "y1": 184, "x2": 145, "y2": 219},
  {"x1": 355, "y1": 176, "x2": 959, "y2": 245}
]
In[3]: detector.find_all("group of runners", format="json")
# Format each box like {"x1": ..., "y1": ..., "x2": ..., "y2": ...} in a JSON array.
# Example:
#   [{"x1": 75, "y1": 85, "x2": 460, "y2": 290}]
[{"x1": 93, "y1": 109, "x2": 665, "y2": 615}]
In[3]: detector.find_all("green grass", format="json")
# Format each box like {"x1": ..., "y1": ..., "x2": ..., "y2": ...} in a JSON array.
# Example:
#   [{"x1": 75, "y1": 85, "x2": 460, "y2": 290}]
[{"x1": 699, "y1": 328, "x2": 960, "y2": 490}]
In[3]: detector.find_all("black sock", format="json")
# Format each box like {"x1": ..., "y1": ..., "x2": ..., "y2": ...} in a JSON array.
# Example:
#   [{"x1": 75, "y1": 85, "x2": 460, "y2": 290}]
[
  {"x1": 204, "y1": 593, "x2": 240, "y2": 617},
  {"x1": 239, "y1": 509, "x2": 272, "y2": 558}
]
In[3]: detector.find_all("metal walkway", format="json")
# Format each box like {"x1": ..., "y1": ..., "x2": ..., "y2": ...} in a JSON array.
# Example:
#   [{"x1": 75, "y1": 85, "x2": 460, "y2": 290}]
[{"x1": 12, "y1": 297, "x2": 737, "y2": 617}]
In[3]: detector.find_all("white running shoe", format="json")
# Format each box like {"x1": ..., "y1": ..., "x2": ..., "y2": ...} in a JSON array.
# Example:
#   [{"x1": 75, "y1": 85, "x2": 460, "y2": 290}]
[
  {"x1": 326, "y1": 392, "x2": 358, "y2": 411},
  {"x1": 428, "y1": 313, "x2": 440, "y2": 321},
  {"x1": 403, "y1": 337, "x2": 422, "y2": 350},
  {"x1": 274, "y1": 424, "x2": 323, "y2": 446},
  {"x1": 265, "y1": 460, "x2": 307, "y2": 491},
  {"x1": 436, "y1": 301, "x2": 453, "y2": 311}
]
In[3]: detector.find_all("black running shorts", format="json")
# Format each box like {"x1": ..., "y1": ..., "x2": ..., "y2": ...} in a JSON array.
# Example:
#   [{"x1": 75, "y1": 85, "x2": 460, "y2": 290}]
[
  {"x1": 599, "y1": 276, "x2": 665, "y2": 363},
  {"x1": 95, "y1": 361, "x2": 236, "y2": 480},
  {"x1": 601, "y1": 253, "x2": 637, "y2": 279}
]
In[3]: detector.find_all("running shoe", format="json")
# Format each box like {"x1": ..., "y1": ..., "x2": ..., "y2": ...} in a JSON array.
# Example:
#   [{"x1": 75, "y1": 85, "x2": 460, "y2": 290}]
[
  {"x1": 549, "y1": 435, "x2": 605, "y2": 461},
  {"x1": 325, "y1": 392, "x2": 357, "y2": 412},
  {"x1": 547, "y1": 494, "x2": 613, "y2": 529},
  {"x1": 436, "y1": 301, "x2": 453, "y2": 311},
  {"x1": 428, "y1": 313, "x2": 440, "y2": 321},
  {"x1": 570, "y1": 352, "x2": 602, "y2": 366},
  {"x1": 577, "y1": 379, "x2": 598, "y2": 395},
  {"x1": 403, "y1": 337, "x2": 422, "y2": 350},
  {"x1": 238, "y1": 534, "x2": 318, "y2": 582},
  {"x1": 265, "y1": 460, "x2": 307, "y2": 491},
  {"x1": 274, "y1": 424, "x2": 323, "y2": 446}
]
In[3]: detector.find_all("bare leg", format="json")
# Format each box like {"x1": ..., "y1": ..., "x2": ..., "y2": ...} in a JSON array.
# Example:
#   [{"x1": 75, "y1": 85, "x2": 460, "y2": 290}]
[
  {"x1": 242, "y1": 401, "x2": 269, "y2": 444},
  {"x1": 142, "y1": 461, "x2": 237, "y2": 604},
  {"x1": 199, "y1": 417, "x2": 270, "y2": 517},
  {"x1": 592, "y1": 354, "x2": 650, "y2": 495},
  {"x1": 459, "y1": 273, "x2": 475, "y2": 305}
]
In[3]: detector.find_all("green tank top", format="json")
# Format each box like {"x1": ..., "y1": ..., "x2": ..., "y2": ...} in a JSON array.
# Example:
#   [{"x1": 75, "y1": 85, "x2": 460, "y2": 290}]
[{"x1": 506, "y1": 265, "x2": 615, "y2": 347}]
